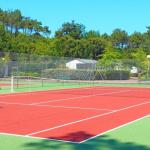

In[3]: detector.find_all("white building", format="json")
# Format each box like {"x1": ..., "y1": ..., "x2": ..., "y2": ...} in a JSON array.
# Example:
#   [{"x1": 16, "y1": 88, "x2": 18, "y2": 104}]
[{"x1": 66, "y1": 59, "x2": 97, "y2": 70}]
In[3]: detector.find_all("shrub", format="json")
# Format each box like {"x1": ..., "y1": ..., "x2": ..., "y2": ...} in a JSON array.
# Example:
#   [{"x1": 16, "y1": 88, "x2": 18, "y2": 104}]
[
  {"x1": 105, "y1": 70, "x2": 130, "y2": 80},
  {"x1": 43, "y1": 69, "x2": 130, "y2": 80}
]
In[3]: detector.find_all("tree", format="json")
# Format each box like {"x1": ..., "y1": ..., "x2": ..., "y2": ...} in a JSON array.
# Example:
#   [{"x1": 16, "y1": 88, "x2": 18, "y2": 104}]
[
  {"x1": 131, "y1": 48, "x2": 146, "y2": 62},
  {"x1": 146, "y1": 26, "x2": 150, "y2": 36},
  {"x1": 0, "y1": 8, "x2": 5, "y2": 26},
  {"x1": 12, "y1": 9, "x2": 22, "y2": 34},
  {"x1": 101, "y1": 43, "x2": 121, "y2": 60},
  {"x1": 0, "y1": 25, "x2": 12, "y2": 51},
  {"x1": 43, "y1": 26, "x2": 51, "y2": 37},
  {"x1": 111, "y1": 28, "x2": 128, "y2": 49},
  {"x1": 4, "y1": 9, "x2": 22, "y2": 34},
  {"x1": 55, "y1": 20, "x2": 86, "y2": 39},
  {"x1": 129, "y1": 32, "x2": 144, "y2": 48},
  {"x1": 131, "y1": 48, "x2": 147, "y2": 70},
  {"x1": 98, "y1": 43, "x2": 122, "y2": 69},
  {"x1": 142, "y1": 27, "x2": 150, "y2": 53},
  {"x1": 20, "y1": 17, "x2": 30, "y2": 34},
  {"x1": 85, "y1": 30, "x2": 101, "y2": 38},
  {"x1": 86, "y1": 37, "x2": 107, "y2": 59}
]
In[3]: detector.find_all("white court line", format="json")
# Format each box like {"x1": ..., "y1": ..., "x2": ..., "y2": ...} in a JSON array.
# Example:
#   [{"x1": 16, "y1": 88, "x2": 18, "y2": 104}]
[
  {"x1": 26, "y1": 101, "x2": 150, "y2": 136},
  {"x1": 36, "y1": 105, "x2": 114, "y2": 112},
  {"x1": 0, "y1": 89, "x2": 147, "y2": 111},
  {"x1": 0, "y1": 115, "x2": 149, "y2": 144},
  {"x1": 0, "y1": 101, "x2": 114, "y2": 112},
  {"x1": 31, "y1": 90, "x2": 134, "y2": 105},
  {"x1": 0, "y1": 85, "x2": 139, "y2": 98},
  {"x1": 80, "y1": 114, "x2": 150, "y2": 143},
  {"x1": 0, "y1": 101, "x2": 30, "y2": 106}
]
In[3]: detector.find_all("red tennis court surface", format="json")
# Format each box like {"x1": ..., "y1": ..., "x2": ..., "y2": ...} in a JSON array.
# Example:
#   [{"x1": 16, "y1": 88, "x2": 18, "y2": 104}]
[
  {"x1": 0, "y1": 83, "x2": 26, "y2": 87},
  {"x1": 0, "y1": 86, "x2": 150, "y2": 143},
  {"x1": 0, "y1": 83, "x2": 12, "y2": 87}
]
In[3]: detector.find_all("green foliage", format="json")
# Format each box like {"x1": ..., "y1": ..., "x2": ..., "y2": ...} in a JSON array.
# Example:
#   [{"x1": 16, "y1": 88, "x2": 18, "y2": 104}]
[
  {"x1": 129, "y1": 32, "x2": 144, "y2": 48},
  {"x1": 104, "y1": 70, "x2": 130, "y2": 80},
  {"x1": 131, "y1": 48, "x2": 147, "y2": 70},
  {"x1": 0, "y1": 8, "x2": 150, "y2": 64},
  {"x1": 131, "y1": 48, "x2": 146, "y2": 61},
  {"x1": 13, "y1": 71, "x2": 40, "y2": 77},
  {"x1": 55, "y1": 20, "x2": 86, "y2": 39},
  {"x1": 111, "y1": 28, "x2": 128, "y2": 49},
  {"x1": 86, "y1": 37, "x2": 106, "y2": 59},
  {"x1": 43, "y1": 69, "x2": 130, "y2": 80},
  {"x1": 98, "y1": 44, "x2": 122, "y2": 67},
  {"x1": 0, "y1": 9, "x2": 51, "y2": 36},
  {"x1": 102, "y1": 44, "x2": 122, "y2": 60},
  {"x1": 85, "y1": 30, "x2": 101, "y2": 38}
]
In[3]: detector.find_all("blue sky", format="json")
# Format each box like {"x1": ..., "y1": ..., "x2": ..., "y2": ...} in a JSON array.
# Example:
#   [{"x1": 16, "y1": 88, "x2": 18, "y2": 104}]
[{"x1": 0, "y1": 0, "x2": 150, "y2": 35}]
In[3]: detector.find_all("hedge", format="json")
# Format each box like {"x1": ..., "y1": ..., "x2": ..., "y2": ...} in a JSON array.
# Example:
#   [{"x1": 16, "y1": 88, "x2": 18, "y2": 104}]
[{"x1": 43, "y1": 69, "x2": 130, "y2": 80}]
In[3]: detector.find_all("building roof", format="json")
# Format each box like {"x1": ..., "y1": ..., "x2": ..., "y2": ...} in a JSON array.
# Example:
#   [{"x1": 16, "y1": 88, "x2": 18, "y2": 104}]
[{"x1": 68, "y1": 59, "x2": 97, "y2": 64}]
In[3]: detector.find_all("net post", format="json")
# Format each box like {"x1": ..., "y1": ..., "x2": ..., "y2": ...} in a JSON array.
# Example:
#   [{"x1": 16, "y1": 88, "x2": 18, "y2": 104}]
[{"x1": 11, "y1": 75, "x2": 14, "y2": 93}]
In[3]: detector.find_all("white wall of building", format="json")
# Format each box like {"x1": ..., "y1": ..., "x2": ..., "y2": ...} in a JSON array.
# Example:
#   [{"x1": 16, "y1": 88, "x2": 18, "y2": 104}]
[{"x1": 66, "y1": 60, "x2": 84, "y2": 69}]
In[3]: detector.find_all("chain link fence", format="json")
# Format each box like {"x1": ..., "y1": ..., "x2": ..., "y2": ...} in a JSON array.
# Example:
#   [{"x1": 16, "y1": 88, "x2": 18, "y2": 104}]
[{"x1": 0, "y1": 52, "x2": 150, "y2": 93}]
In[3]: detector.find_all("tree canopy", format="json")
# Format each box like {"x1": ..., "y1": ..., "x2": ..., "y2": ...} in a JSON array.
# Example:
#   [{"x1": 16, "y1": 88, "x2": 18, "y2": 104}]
[{"x1": 0, "y1": 8, "x2": 150, "y2": 61}]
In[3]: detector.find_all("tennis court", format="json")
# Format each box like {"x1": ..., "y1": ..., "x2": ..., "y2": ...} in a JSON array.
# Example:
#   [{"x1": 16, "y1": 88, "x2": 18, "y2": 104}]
[{"x1": 0, "y1": 86, "x2": 149, "y2": 143}]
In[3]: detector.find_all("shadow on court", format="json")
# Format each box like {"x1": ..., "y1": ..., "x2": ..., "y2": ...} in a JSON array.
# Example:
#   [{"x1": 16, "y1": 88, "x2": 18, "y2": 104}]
[
  {"x1": 23, "y1": 132, "x2": 150, "y2": 150},
  {"x1": 48, "y1": 131, "x2": 93, "y2": 142}
]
